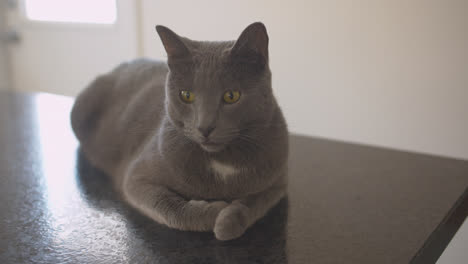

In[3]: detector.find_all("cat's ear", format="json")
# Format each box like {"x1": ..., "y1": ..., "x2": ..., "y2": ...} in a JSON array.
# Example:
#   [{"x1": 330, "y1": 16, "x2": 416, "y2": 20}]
[
  {"x1": 155, "y1": 25, "x2": 190, "y2": 60},
  {"x1": 230, "y1": 22, "x2": 269, "y2": 71}
]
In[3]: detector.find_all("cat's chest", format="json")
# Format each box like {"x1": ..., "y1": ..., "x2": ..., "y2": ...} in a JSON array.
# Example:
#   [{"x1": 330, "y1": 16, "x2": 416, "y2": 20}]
[{"x1": 209, "y1": 159, "x2": 241, "y2": 180}]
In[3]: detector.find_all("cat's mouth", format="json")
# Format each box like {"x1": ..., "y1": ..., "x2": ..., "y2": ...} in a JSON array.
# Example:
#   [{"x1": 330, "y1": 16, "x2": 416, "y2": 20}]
[{"x1": 200, "y1": 141, "x2": 225, "y2": 152}]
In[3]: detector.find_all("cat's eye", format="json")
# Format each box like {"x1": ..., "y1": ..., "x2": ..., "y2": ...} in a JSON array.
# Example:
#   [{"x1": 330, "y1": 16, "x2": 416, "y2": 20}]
[
  {"x1": 180, "y1": 91, "x2": 195, "y2": 103},
  {"x1": 223, "y1": 91, "x2": 241, "y2": 104}
]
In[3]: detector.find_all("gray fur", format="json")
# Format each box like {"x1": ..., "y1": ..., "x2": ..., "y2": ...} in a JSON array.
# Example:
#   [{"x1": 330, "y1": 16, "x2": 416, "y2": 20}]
[{"x1": 71, "y1": 22, "x2": 288, "y2": 240}]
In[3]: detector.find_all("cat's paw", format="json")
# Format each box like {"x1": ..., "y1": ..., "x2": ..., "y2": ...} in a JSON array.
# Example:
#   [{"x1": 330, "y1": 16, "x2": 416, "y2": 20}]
[
  {"x1": 187, "y1": 200, "x2": 228, "y2": 229},
  {"x1": 214, "y1": 203, "x2": 249, "y2": 241},
  {"x1": 188, "y1": 200, "x2": 228, "y2": 213}
]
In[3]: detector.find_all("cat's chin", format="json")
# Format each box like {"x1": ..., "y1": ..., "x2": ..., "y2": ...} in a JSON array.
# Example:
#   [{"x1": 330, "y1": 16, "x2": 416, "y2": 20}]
[{"x1": 200, "y1": 142, "x2": 225, "y2": 153}]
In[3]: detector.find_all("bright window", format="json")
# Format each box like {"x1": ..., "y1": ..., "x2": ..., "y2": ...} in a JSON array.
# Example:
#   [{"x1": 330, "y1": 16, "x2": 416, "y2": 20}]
[{"x1": 24, "y1": 0, "x2": 117, "y2": 24}]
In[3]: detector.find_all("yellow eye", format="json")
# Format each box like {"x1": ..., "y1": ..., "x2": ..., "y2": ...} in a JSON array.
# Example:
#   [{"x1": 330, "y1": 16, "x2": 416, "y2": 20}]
[
  {"x1": 223, "y1": 91, "x2": 241, "y2": 104},
  {"x1": 180, "y1": 91, "x2": 195, "y2": 103}
]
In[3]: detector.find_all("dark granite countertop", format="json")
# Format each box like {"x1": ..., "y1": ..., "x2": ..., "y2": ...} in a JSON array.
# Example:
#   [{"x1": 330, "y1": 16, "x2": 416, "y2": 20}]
[{"x1": 0, "y1": 91, "x2": 467, "y2": 264}]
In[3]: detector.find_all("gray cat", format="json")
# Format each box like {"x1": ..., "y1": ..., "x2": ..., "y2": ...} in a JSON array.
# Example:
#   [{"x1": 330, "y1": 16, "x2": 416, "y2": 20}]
[{"x1": 70, "y1": 22, "x2": 288, "y2": 240}]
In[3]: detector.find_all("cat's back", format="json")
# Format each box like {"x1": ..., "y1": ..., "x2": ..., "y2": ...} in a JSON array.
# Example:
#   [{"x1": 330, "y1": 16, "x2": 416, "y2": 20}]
[{"x1": 71, "y1": 58, "x2": 168, "y2": 176}]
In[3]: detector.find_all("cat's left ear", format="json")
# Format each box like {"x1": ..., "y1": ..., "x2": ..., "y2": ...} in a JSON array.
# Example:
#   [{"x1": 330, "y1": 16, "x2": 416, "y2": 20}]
[
  {"x1": 230, "y1": 22, "x2": 269, "y2": 70},
  {"x1": 155, "y1": 25, "x2": 191, "y2": 60}
]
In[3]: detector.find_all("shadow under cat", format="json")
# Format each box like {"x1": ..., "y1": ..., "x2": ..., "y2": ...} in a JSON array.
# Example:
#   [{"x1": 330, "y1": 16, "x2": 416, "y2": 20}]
[{"x1": 75, "y1": 149, "x2": 289, "y2": 263}]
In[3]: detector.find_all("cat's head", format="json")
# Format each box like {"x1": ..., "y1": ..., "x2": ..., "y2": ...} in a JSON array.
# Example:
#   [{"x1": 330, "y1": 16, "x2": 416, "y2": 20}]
[{"x1": 156, "y1": 22, "x2": 277, "y2": 153}]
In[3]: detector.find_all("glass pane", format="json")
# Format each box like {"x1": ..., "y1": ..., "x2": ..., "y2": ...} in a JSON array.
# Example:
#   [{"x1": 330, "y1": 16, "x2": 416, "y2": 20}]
[{"x1": 25, "y1": 0, "x2": 117, "y2": 24}]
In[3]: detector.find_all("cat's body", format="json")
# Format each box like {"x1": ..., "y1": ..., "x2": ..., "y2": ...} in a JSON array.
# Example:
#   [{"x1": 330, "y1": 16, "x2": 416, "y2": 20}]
[{"x1": 71, "y1": 23, "x2": 288, "y2": 240}]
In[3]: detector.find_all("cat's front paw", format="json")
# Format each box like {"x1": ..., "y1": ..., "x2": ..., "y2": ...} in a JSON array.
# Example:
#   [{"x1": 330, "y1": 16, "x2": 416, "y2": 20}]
[
  {"x1": 188, "y1": 200, "x2": 228, "y2": 214},
  {"x1": 214, "y1": 202, "x2": 249, "y2": 241},
  {"x1": 187, "y1": 200, "x2": 228, "y2": 229}
]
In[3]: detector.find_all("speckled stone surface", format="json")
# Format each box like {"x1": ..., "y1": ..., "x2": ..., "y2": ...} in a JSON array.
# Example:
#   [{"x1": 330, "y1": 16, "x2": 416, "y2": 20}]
[{"x1": 0, "y1": 91, "x2": 467, "y2": 264}]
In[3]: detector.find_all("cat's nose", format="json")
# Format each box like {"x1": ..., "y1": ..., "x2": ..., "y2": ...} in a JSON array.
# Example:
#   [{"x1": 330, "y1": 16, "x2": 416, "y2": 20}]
[{"x1": 198, "y1": 125, "x2": 215, "y2": 138}]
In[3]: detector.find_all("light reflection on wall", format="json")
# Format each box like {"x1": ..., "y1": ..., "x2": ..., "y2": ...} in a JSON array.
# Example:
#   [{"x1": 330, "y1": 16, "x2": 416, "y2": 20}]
[{"x1": 34, "y1": 93, "x2": 130, "y2": 258}]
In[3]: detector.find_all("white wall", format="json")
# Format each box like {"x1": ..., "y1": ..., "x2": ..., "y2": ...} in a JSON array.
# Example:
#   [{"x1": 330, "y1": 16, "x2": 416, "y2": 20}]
[
  {"x1": 141, "y1": 0, "x2": 468, "y2": 160},
  {"x1": 0, "y1": 1, "x2": 10, "y2": 91},
  {"x1": 437, "y1": 219, "x2": 468, "y2": 264}
]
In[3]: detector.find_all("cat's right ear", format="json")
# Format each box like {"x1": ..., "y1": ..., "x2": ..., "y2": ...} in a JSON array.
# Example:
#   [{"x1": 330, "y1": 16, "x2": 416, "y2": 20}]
[
  {"x1": 155, "y1": 25, "x2": 190, "y2": 60},
  {"x1": 230, "y1": 22, "x2": 269, "y2": 73}
]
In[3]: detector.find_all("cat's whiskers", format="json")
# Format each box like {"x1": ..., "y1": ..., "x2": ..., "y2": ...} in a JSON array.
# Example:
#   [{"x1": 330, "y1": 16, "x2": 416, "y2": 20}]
[
  {"x1": 238, "y1": 136, "x2": 264, "y2": 150},
  {"x1": 244, "y1": 123, "x2": 287, "y2": 131},
  {"x1": 205, "y1": 126, "x2": 268, "y2": 152}
]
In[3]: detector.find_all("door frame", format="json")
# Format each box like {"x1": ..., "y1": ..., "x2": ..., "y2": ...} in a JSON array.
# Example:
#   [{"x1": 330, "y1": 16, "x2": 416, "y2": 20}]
[
  {"x1": 0, "y1": 0, "x2": 12, "y2": 91},
  {"x1": 4, "y1": 0, "x2": 142, "y2": 95}
]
